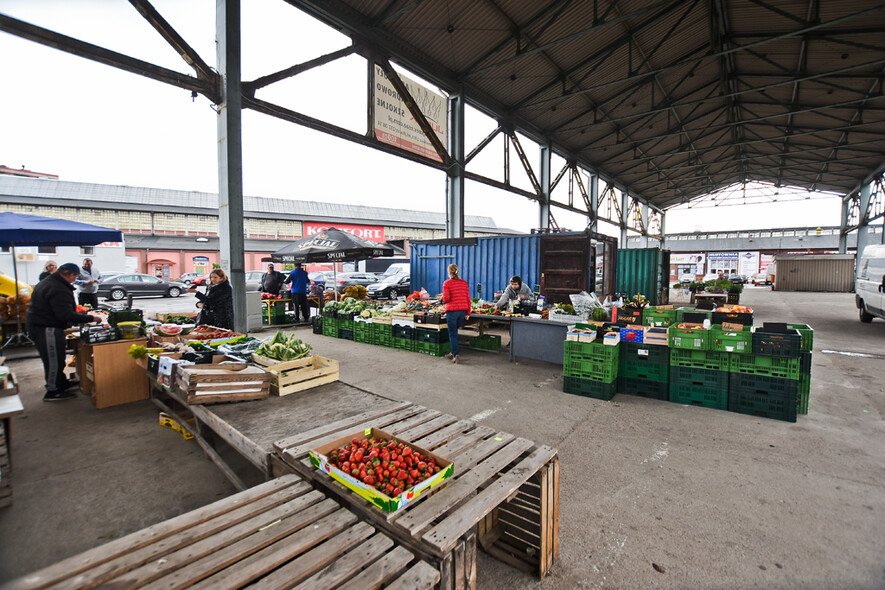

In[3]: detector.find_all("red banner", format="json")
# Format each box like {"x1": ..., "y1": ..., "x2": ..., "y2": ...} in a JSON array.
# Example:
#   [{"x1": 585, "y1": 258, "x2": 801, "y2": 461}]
[{"x1": 304, "y1": 223, "x2": 385, "y2": 242}]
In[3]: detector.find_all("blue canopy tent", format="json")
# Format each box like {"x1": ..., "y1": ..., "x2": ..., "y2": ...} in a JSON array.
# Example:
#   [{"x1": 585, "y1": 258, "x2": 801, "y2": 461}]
[{"x1": 0, "y1": 212, "x2": 123, "y2": 347}]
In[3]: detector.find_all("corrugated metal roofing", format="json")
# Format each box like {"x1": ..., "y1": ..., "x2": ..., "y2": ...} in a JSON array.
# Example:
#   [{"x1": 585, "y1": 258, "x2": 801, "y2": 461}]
[
  {"x1": 0, "y1": 175, "x2": 503, "y2": 231},
  {"x1": 294, "y1": 0, "x2": 885, "y2": 208}
]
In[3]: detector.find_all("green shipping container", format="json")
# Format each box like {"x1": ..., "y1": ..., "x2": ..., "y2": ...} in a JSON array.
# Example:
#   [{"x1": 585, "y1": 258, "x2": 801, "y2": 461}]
[{"x1": 616, "y1": 247, "x2": 670, "y2": 306}]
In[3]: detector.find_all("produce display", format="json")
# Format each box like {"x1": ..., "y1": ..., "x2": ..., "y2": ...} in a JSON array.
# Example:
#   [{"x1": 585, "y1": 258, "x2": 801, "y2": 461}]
[
  {"x1": 261, "y1": 292, "x2": 285, "y2": 300},
  {"x1": 714, "y1": 305, "x2": 753, "y2": 314},
  {"x1": 324, "y1": 297, "x2": 370, "y2": 316},
  {"x1": 326, "y1": 435, "x2": 442, "y2": 498},
  {"x1": 153, "y1": 324, "x2": 195, "y2": 336},
  {"x1": 160, "y1": 315, "x2": 197, "y2": 325},
  {"x1": 254, "y1": 331, "x2": 312, "y2": 361}
]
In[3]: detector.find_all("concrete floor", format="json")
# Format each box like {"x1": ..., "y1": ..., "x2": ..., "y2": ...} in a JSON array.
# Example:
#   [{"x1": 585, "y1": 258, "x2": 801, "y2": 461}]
[{"x1": 0, "y1": 289, "x2": 883, "y2": 589}]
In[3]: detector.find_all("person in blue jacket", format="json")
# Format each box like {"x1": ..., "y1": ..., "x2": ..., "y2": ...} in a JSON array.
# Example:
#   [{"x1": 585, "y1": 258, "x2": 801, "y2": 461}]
[{"x1": 285, "y1": 263, "x2": 310, "y2": 323}]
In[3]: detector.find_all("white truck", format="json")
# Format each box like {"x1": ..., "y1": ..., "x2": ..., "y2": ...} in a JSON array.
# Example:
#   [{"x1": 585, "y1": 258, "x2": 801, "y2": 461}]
[{"x1": 856, "y1": 244, "x2": 885, "y2": 322}]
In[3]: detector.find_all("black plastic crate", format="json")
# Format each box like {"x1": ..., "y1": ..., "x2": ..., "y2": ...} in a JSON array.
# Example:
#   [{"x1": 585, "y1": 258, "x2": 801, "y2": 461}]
[
  {"x1": 616, "y1": 308, "x2": 643, "y2": 324},
  {"x1": 392, "y1": 324, "x2": 416, "y2": 340},
  {"x1": 337, "y1": 328, "x2": 354, "y2": 341},
  {"x1": 752, "y1": 328, "x2": 802, "y2": 358},
  {"x1": 728, "y1": 372, "x2": 799, "y2": 397},
  {"x1": 618, "y1": 377, "x2": 669, "y2": 400},
  {"x1": 621, "y1": 341, "x2": 669, "y2": 364},
  {"x1": 414, "y1": 313, "x2": 445, "y2": 325},
  {"x1": 562, "y1": 376, "x2": 617, "y2": 400},
  {"x1": 711, "y1": 311, "x2": 753, "y2": 326},
  {"x1": 416, "y1": 327, "x2": 449, "y2": 344},
  {"x1": 800, "y1": 351, "x2": 812, "y2": 374},
  {"x1": 312, "y1": 316, "x2": 323, "y2": 334},
  {"x1": 336, "y1": 311, "x2": 355, "y2": 321}
]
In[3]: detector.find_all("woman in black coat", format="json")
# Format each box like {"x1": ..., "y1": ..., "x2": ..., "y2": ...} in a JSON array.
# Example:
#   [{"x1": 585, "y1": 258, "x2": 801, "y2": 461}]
[{"x1": 187, "y1": 268, "x2": 234, "y2": 330}]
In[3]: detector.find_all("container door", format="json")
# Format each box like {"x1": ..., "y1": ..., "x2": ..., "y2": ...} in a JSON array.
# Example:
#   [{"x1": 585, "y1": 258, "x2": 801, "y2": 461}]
[{"x1": 539, "y1": 233, "x2": 591, "y2": 304}]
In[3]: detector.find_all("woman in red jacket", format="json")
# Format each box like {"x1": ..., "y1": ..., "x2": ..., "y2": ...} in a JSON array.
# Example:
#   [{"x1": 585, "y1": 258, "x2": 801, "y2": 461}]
[{"x1": 442, "y1": 263, "x2": 471, "y2": 364}]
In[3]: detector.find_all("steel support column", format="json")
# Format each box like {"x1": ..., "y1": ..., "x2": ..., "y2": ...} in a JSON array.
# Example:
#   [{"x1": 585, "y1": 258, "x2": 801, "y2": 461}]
[
  {"x1": 588, "y1": 173, "x2": 598, "y2": 232},
  {"x1": 641, "y1": 202, "x2": 649, "y2": 247},
  {"x1": 620, "y1": 190, "x2": 630, "y2": 246},
  {"x1": 216, "y1": 0, "x2": 246, "y2": 333},
  {"x1": 539, "y1": 144, "x2": 551, "y2": 230},
  {"x1": 446, "y1": 92, "x2": 465, "y2": 238},
  {"x1": 856, "y1": 182, "x2": 874, "y2": 257},
  {"x1": 839, "y1": 197, "x2": 850, "y2": 254}
]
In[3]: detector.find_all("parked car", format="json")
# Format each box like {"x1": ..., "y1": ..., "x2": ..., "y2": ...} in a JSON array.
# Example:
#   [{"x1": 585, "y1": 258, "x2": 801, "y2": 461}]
[
  {"x1": 678, "y1": 272, "x2": 696, "y2": 284},
  {"x1": 729, "y1": 274, "x2": 748, "y2": 284},
  {"x1": 190, "y1": 275, "x2": 211, "y2": 287},
  {"x1": 308, "y1": 271, "x2": 332, "y2": 289},
  {"x1": 856, "y1": 244, "x2": 885, "y2": 323},
  {"x1": 701, "y1": 272, "x2": 720, "y2": 282},
  {"x1": 751, "y1": 273, "x2": 770, "y2": 286},
  {"x1": 245, "y1": 270, "x2": 264, "y2": 292},
  {"x1": 332, "y1": 272, "x2": 379, "y2": 293},
  {"x1": 97, "y1": 273, "x2": 186, "y2": 300},
  {"x1": 177, "y1": 272, "x2": 200, "y2": 285},
  {"x1": 367, "y1": 274, "x2": 411, "y2": 299}
]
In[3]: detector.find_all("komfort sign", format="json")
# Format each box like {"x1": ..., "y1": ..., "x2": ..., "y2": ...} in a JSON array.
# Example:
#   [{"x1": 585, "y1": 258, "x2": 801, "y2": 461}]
[
  {"x1": 373, "y1": 65, "x2": 447, "y2": 163},
  {"x1": 304, "y1": 223, "x2": 385, "y2": 242}
]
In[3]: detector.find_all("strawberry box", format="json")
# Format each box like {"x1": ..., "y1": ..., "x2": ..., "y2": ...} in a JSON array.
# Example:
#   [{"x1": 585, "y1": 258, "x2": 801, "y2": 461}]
[{"x1": 309, "y1": 427, "x2": 454, "y2": 514}]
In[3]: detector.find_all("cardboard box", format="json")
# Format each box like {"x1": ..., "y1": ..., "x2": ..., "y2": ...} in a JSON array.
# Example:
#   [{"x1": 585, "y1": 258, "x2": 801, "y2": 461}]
[
  {"x1": 603, "y1": 332, "x2": 620, "y2": 346},
  {"x1": 309, "y1": 427, "x2": 454, "y2": 514}
]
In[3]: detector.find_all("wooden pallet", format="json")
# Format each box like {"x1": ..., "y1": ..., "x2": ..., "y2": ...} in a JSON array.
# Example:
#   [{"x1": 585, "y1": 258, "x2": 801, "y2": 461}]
[
  {"x1": 7, "y1": 474, "x2": 441, "y2": 589},
  {"x1": 252, "y1": 354, "x2": 339, "y2": 396},
  {"x1": 176, "y1": 364, "x2": 273, "y2": 404},
  {"x1": 272, "y1": 403, "x2": 559, "y2": 589}
]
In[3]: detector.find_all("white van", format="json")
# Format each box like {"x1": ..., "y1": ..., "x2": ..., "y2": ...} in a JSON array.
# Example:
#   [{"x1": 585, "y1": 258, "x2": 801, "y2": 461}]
[{"x1": 855, "y1": 244, "x2": 885, "y2": 322}]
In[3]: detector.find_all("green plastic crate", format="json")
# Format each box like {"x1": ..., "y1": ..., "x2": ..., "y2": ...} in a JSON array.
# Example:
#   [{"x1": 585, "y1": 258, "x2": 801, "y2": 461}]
[
  {"x1": 710, "y1": 324, "x2": 753, "y2": 354},
  {"x1": 374, "y1": 333, "x2": 393, "y2": 347},
  {"x1": 669, "y1": 348, "x2": 729, "y2": 371},
  {"x1": 620, "y1": 359, "x2": 668, "y2": 382},
  {"x1": 787, "y1": 323, "x2": 814, "y2": 352},
  {"x1": 322, "y1": 317, "x2": 339, "y2": 337},
  {"x1": 354, "y1": 322, "x2": 372, "y2": 343},
  {"x1": 564, "y1": 340, "x2": 620, "y2": 364},
  {"x1": 798, "y1": 373, "x2": 810, "y2": 415},
  {"x1": 729, "y1": 354, "x2": 800, "y2": 380},
  {"x1": 668, "y1": 382, "x2": 728, "y2": 410},
  {"x1": 642, "y1": 307, "x2": 676, "y2": 327},
  {"x1": 469, "y1": 334, "x2": 501, "y2": 349},
  {"x1": 669, "y1": 366, "x2": 729, "y2": 389},
  {"x1": 621, "y1": 341, "x2": 669, "y2": 364},
  {"x1": 727, "y1": 375, "x2": 798, "y2": 423},
  {"x1": 370, "y1": 323, "x2": 392, "y2": 337},
  {"x1": 563, "y1": 376, "x2": 617, "y2": 400},
  {"x1": 668, "y1": 326, "x2": 710, "y2": 350},
  {"x1": 392, "y1": 337, "x2": 416, "y2": 352},
  {"x1": 675, "y1": 307, "x2": 712, "y2": 323},
  {"x1": 416, "y1": 340, "x2": 452, "y2": 357},
  {"x1": 564, "y1": 357, "x2": 619, "y2": 382},
  {"x1": 618, "y1": 376, "x2": 669, "y2": 400}
]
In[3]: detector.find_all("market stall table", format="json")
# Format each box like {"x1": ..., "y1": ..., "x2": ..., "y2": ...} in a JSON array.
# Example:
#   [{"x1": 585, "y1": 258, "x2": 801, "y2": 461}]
[
  {"x1": 463, "y1": 313, "x2": 511, "y2": 340},
  {"x1": 272, "y1": 401, "x2": 560, "y2": 590},
  {"x1": 261, "y1": 298, "x2": 293, "y2": 326},
  {"x1": 6, "y1": 473, "x2": 442, "y2": 589}
]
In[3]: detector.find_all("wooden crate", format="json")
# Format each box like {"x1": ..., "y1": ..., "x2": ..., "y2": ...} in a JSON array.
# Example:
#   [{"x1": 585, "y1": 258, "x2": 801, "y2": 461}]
[
  {"x1": 5, "y1": 474, "x2": 442, "y2": 589},
  {"x1": 252, "y1": 354, "x2": 340, "y2": 396},
  {"x1": 176, "y1": 364, "x2": 273, "y2": 405}
]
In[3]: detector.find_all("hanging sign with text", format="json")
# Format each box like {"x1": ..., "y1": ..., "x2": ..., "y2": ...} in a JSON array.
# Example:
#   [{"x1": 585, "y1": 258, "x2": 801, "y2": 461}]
[{"x1": 373, "y1": 65, "x2": 447, "y2": 162}]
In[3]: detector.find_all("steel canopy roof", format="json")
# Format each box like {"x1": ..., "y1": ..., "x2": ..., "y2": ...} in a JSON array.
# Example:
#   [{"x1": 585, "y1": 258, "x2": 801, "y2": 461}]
[{"x1": 291, "y1": 0, "x2": 885, "y2": 210}]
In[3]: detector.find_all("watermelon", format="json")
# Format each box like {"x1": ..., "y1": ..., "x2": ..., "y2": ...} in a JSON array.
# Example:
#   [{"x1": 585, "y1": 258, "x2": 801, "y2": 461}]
[{"x1": 155, "y1": 324, "x2": 183, "y2": 336}]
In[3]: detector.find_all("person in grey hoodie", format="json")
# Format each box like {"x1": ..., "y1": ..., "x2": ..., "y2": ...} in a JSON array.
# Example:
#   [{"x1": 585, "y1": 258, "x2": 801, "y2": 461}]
[
  {"x1": 495, "y1": 275, "x2": 536, "y2": 310},
  {"x1": 74, "y1": 258, "x2": 101, "y2": 308}
]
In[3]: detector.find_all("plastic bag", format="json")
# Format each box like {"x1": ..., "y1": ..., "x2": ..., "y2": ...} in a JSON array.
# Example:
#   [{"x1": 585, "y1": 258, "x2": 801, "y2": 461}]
[
  {"x1": 569, "y1": 291, "x2": 597, "y2": 316},
  {"x1": 419, "y1": 288, "x2": 430, "y2": 300}
]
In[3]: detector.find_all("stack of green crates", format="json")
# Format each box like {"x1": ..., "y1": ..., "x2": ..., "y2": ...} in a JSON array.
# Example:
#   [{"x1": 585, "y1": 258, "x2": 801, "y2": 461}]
[
  {"x1": 337, "y1": 313, "x2": 355, "y2": 340},
  {"x1": 727, "y1": 326, "x2": 803, "y2": 422},
  {"x1": 668, "y1": 327, "x2": 729, "y2": 410},
  {"x1": 469, "y1": 334, "x2": 501, "y2": 350},
  {"x1": 322, "y1": 316, "x2": 339, "y2": 338},
  {"x1": 392, "y1": 324, "x2": 416, "y2": 352},
  {"x1": 788, "y1": 324, "x2": 813, "y2": 415},
  {"x1": 562, "y1": 340, "x2": 619, "y2": 400},
  {"x1": 371, "y1": 322, "x2": 393, "y2": 347},
  {"x1": 262, "y1": 301, "x2": 286, "y2": 325},
  {"x1": 415, "y1": 327, "x2": 450, "y2": 357},
  {"x1": 619, "y1": 341, "x2": 669, "y2": 400},
  {"x1": 354, "y1": 320, "x2": 372, "y2": 343}
]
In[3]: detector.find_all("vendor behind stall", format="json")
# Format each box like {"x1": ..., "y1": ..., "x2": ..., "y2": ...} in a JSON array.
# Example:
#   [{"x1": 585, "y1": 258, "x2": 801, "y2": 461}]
[{"x1": 495, "y1": 275, "x2": 536, "y2": 310}]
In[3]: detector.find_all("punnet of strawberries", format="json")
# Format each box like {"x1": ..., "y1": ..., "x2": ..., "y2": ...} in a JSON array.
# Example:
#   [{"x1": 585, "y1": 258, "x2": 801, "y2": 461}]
[{"x1": 327, "y1": 436, "x2": 441, "y2": 498}]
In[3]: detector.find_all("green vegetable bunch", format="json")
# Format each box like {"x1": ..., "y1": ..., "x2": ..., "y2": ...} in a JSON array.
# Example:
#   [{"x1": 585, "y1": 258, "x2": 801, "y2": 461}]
[{"x1": 256, "y1": 331, "x2": 313, "y2": 361}]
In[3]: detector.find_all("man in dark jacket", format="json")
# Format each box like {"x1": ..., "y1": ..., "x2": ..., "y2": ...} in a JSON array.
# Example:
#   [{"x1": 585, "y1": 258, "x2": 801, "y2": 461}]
[
  {"x1": 27, "y1": 262, "x2": 101, "y2": 402},
  {"x1": 260, "y1": 263, "x2": 285, "y2": 295}
]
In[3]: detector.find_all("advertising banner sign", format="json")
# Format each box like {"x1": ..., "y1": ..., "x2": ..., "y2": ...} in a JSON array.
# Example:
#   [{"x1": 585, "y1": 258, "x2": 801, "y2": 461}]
[
  {"x1": 373, "y1": 65, "x2": 447, "y2": 162},
  {"x1": 739, "y1": 251, "x2": 759, "y2": 276},
  {"x1": 304, "y1": 223, "x2": 385, "y2": 243}
]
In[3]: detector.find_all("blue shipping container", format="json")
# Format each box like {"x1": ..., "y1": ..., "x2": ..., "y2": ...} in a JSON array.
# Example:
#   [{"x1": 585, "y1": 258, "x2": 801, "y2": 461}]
[{"x1": 411, "y1": 234, "x2": 544, "y2": 301}]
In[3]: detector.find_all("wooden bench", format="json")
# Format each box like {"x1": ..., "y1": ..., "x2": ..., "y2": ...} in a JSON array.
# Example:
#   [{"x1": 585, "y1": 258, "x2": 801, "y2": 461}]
[
  {"x1": 272, "y1": 402, "x2": 560, "y2": 590},
  {"x1": 6, "y1": 474, "x2": 440, "y2": 590}
]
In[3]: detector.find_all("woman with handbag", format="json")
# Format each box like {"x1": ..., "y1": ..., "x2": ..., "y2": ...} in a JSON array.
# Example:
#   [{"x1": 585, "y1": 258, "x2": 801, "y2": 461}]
[{"x1": 187, "y1": 268, "x2": 234, "y2": 330}]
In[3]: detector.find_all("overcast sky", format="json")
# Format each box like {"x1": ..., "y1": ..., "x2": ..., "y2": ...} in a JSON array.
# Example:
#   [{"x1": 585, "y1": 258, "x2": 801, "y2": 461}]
[{"x1": 0, "y1": 0, "x2": 846, "y2": 237}]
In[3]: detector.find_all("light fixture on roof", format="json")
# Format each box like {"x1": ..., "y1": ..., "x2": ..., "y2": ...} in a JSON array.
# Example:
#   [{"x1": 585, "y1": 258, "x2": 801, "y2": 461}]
[{"x1": 195, "y1": 237, "x2": 209, "y2": 243}]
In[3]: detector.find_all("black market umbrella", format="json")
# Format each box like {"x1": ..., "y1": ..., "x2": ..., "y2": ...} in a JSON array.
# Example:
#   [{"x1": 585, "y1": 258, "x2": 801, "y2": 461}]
[
  {"x1": 0, "y1": 212, "x2": 123, "y2": 346},
  {"x1": 271, "y1": 227, "x2": 394, "y2": 299}
]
